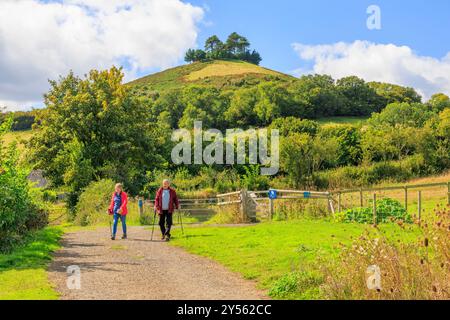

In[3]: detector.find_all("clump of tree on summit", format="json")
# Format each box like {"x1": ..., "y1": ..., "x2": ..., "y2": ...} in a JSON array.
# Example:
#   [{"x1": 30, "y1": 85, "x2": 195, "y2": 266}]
[{"x1": 185, "y1": 32, "x2": 262, "y2": 65}]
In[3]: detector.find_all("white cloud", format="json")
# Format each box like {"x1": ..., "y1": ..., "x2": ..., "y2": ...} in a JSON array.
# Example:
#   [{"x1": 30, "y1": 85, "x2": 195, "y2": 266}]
[
  {"x1": 292, "y1": 40, "x2": 450, "y2": 100},
  {"x1": 0, "y1": 0, "x2": 204, "y2": 111}
]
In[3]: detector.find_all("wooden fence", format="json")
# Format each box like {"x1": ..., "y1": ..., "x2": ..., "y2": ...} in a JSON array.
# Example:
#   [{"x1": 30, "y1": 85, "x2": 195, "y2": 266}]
[
  {"x1": 215, "y1": 181, "x2": 450, "y2": 224},
  {"x1": 135, "y1": 181, "x2": 450, "y2": 225}
]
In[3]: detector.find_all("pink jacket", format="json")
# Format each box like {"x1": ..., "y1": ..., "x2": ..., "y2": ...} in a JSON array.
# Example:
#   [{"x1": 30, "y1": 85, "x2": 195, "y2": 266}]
[{"x1": 108, "y1": 192, "x2": 128, "y2": 216}]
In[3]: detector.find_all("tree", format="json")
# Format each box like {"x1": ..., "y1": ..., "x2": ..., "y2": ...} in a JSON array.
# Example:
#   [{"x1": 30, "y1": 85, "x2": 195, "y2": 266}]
[
  {"x1": 319, "y1": 125, "x2": 362, "y2": 166},
  {"x1": 369, "y1": 102, "x2": 435, "y2": 128},
  {"x1": 184, "y1": 49, "x2": 206, "y2": 63},
  {"x1": 368, "y1": 82, "x2": 422, "y2": 105},
  {"x1": 204, "y1": 35, "x2": 226, "y2": 59},
  {"x1": 178, "y1": 85, "x2": 228, "y2": 129},
  {"x1": 281, "y1": 133, "x2": 338, "y2": 188},
  {"x1": 269, "y1": 117, "x2": 319, "y2": 137},
  {"x1": 427, "y1": 93, "x2": 450, "y2": 113},
  {"x1": 184, "y1": 33, "x2": 262, "y2": 64},
  {"x1": 29, "y1": 67, "x2": 163, "y2": 196},
  {"x1": 224, "y1": 87, "x2": 259, "y2": 127},
  {"x1": 225, "y1": 32, "x2": 250, "y2": 56},
  {"x1": 336, "y1": 76, "x2": 384, "y2": 115},
  {"x1": 290, "y1": 74, "x2": 344, "y2": 118}
]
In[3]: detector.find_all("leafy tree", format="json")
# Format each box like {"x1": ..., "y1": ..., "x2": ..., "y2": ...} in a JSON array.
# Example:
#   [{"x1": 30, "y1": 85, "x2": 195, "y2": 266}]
[
  {"x1": 0, "y1": 116, "x2": 47, "y2": 251},
  {"x1": 204, "y1": 35, "x2": 227, "y2": 59},
  {"x1": 29, "y1": 67, "x2": 163, "y2": 196},
  {"x1": 427, "y1": 93, "x2": 450, "y2": 113},
  {"x1": 184, "y1": 49, "x2": 206, "y2": 63},
  {"x1": 336, "y1": 76, "x2": 384, "y2": 115},
  {"x1": 269, "y1": 117, "x2": 319, "y2": 137},
  {"x1": 185, "y1": 33, "x2": 261, "y2": 64},
  {"x1": 369, "y1": 102, "x2": 435, "y2": 128},
  {"x1": 280, "y1": 133, "x2": 338, "y2": 188},
  {"x1": 319, "y1": 125, "x2": 362, "y2": 166},
  {"x1": 225, "y1": 32, "x2": 250, "y2": 56},
  {"x1": 368, "y1": 82, "x2": 422, "y2": 105},
  {"x1": 178, "y1": 86, "x2": 228, "y2": 129},
  {"x1": 224, "y1": 87, "x2": 259, "y2": 127},
  {"x1": 253, "y1": 82, "x2": 288, "y2": 125},
  {"x1": 290, "y1": 75, "x2": 344, "y2": 118}
]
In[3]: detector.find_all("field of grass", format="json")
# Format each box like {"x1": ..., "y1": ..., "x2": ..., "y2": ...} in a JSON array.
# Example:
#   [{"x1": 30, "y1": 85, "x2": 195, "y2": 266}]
[
  {"x1": 128, "y1": 60, "x2": 293, "y2": 93},
  {"x1": 0, "y1": 226, "x2": 63, "y2": 300},
  {"x1": 1, "y1": 130, "x2": 34, "y2": 152},
  {"x1": 185, "y1": 60, "x2": 283, "y2": 81},
  {"x1": 170, "y1": 219, "x2": 420, "y2": 299}
]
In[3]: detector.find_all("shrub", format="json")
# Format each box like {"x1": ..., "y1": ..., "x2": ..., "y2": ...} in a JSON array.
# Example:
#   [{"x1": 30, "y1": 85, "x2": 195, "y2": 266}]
[
  {"x1": 74, "y1": 179, "x2": 115, "y2": 226},
  {"x1": 0, "y1": 119, "x2": 48, "y2": 252},
  {"x1": 336, "y1": 198, "x2": 412, "y2": 224}
]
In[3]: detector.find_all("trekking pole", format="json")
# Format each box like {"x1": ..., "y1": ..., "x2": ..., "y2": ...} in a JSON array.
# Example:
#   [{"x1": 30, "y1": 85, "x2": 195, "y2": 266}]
[
  {"x1": 150, "y1": 208, "x2": 157, "y2": 241},
  {"x1": 178, "y1": 210, "x2": 184, "y2": 235},
  {"x1": 107, "y1": 210, "x2": 113, "y2": 238}
]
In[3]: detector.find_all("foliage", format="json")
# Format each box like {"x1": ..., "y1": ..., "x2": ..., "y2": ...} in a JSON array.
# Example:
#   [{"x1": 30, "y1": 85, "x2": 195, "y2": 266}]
[
  {"x1": 185, "y1": 33, "x2": 262, "y2": 65},
  {"x1": 29, "y1": 67, "x2": 164, "y2": 198},
  {"x1": 368, "y1": 82, "x2": 422, "y2": 105},
  {"x1": 74, "y1": 179, "x2": 115, "y2": 226},
  {"x1": 0, "y1": 117, "x2": 48, "y2": 252},
  {"x1": 0, "y1": 110, "x2": 38, "y2": 131},
  {"x1": 269, "y1": 117, "x2": 319, "y2": 137},
  {"x1": 336, "y1": 198, "x2": 412, "y2": 224},
  {"x1": 369, "y1": 102, "x2": 435, "y2": 128}
]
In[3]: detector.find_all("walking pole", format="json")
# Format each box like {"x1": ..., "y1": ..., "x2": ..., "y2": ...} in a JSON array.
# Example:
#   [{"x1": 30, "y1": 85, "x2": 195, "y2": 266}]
[
  {"x1": 178, "y1": 210, "x2": 184, "y2": 235},
  {"x1": 151, "y1": 208, "x2": 157, "y2": 241},
  {"x1": 107, "y1": 210, "x2": 113, "y2": 238}
]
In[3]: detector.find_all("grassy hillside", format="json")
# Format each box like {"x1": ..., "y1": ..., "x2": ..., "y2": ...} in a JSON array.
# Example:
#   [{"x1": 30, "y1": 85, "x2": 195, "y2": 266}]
[
  {"x1": 1, "y1": 130, "x2": 34, "y2": 152},
  {"x1": 128, "y1": 59, "x2": 294, "y2": 93}
]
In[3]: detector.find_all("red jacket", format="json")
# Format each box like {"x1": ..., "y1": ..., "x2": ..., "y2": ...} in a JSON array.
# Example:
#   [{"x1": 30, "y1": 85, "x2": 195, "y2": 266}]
[
  {"x1": 108, "y1": 191, "x2": 128, "y2": 216},
  {"x1": 154, "y1": 187, "x2": 179, "y2": 214}
]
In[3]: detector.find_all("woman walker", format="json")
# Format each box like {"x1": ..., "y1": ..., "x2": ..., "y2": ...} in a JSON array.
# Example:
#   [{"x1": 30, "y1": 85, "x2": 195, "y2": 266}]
[{"x1": 108, "y1": 183, "x2": 128, "y2": 240}]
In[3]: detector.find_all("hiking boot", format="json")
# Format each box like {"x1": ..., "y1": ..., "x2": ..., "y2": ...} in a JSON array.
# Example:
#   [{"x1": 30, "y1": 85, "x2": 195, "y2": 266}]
[
  {"x1": 161, "y1": 235, "x2": 166, "y2": 241},
  {"x1": 165, "y1": 234, "x2": 171, "y2": 242},
  {"x1": 122, "y1": 234, "x2": 127, "y2": 239},
  {"x1": 111, "y1": 235, "x2": 116, "y2": 240}
]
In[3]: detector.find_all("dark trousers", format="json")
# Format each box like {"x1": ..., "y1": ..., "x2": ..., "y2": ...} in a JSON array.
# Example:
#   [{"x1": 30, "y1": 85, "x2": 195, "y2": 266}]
[{"x1": 159, "y1": 210, "x2": 173, "y2": 237}]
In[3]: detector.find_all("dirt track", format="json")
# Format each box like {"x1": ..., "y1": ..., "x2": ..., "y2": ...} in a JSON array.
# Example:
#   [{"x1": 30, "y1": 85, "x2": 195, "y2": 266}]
[{"x1": 48, "y1": 226, "x2": 266, "y2": 300}]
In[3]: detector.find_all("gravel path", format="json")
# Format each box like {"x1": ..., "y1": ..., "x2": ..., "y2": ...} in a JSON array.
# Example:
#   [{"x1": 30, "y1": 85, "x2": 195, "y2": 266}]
[{"x1": 48, "y1": 226, "x2": 266, "y2": 300}]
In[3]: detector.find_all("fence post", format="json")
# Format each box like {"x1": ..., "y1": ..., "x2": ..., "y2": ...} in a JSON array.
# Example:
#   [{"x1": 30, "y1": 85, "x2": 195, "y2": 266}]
[
  {"x1": 138, "y1": 197, "x2": 144, "y2": 217},
  {"x1": 360, "y1": 188, "x2": 364, "y2": 207},
  {"x1": 240, "y1": 189, "x2": 248, "y2": 222},
  {"x1": 338, "y1": 192, "x2": 342, "y2": 213},
  {"x1": 447, "y1": 182, "x2": 450, "y2": 206},
  {"x1": 269, "y1": 197, "x2": 274, "y2": 220},
  {"x1": 418, "y1": 191, "x2": 422, "y2": 222},
  {"x1": 372, "y1": 193, "x2": 377, "y2": 226},
  {"x1": 404, "y1": 186, "x2": 408, "y2": 212}
]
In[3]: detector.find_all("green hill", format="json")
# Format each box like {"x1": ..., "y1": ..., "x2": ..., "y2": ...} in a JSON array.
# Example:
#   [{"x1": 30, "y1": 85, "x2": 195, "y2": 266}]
[{"x1": 127, "y1": 60, "x2": 294, "y2": 93}]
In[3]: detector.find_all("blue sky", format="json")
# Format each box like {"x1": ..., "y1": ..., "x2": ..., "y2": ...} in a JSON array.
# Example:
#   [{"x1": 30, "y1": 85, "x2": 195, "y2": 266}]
[
  {"x1": 1, "y1": 0, "x2": 450, "y2": 110},
  {"x1": 184, "y1": 0, "x2": 450, "y2": 74}
]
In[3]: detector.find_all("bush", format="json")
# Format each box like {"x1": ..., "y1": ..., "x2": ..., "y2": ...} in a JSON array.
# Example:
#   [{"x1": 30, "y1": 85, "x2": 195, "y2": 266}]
[
  {"x1": 42, "y1": 190, "x2": 58, "y2": 203},
  {"x1": 336, "y1": 198, "x2": 412, "y2": 224},
  {"x1": 74, "y1": 179, "x2": 115, "y2": 226},
  {"x1": 0, "y1": 119, "x2": 48, "y2": 252}
]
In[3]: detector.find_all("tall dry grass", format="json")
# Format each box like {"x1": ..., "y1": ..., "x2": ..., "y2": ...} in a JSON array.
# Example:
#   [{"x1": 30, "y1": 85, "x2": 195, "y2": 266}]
[{"x1": 320, "y1": 205, "x2": 450, "y2": 300}]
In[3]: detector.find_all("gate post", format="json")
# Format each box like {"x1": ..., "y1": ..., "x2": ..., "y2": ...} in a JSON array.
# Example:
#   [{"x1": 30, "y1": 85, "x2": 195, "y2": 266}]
[{"x1": 240, "y1": 189, "x2": 248, "y2": 222}]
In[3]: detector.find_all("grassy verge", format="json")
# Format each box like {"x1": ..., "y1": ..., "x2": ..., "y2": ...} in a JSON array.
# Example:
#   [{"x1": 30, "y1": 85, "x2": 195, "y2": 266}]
[
  {"x1": 170, "y1": 219, "x2": 420, "y2": 299},
  {"x1": 0, "y1": 226, "x2": 64, "y2": 300}
]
